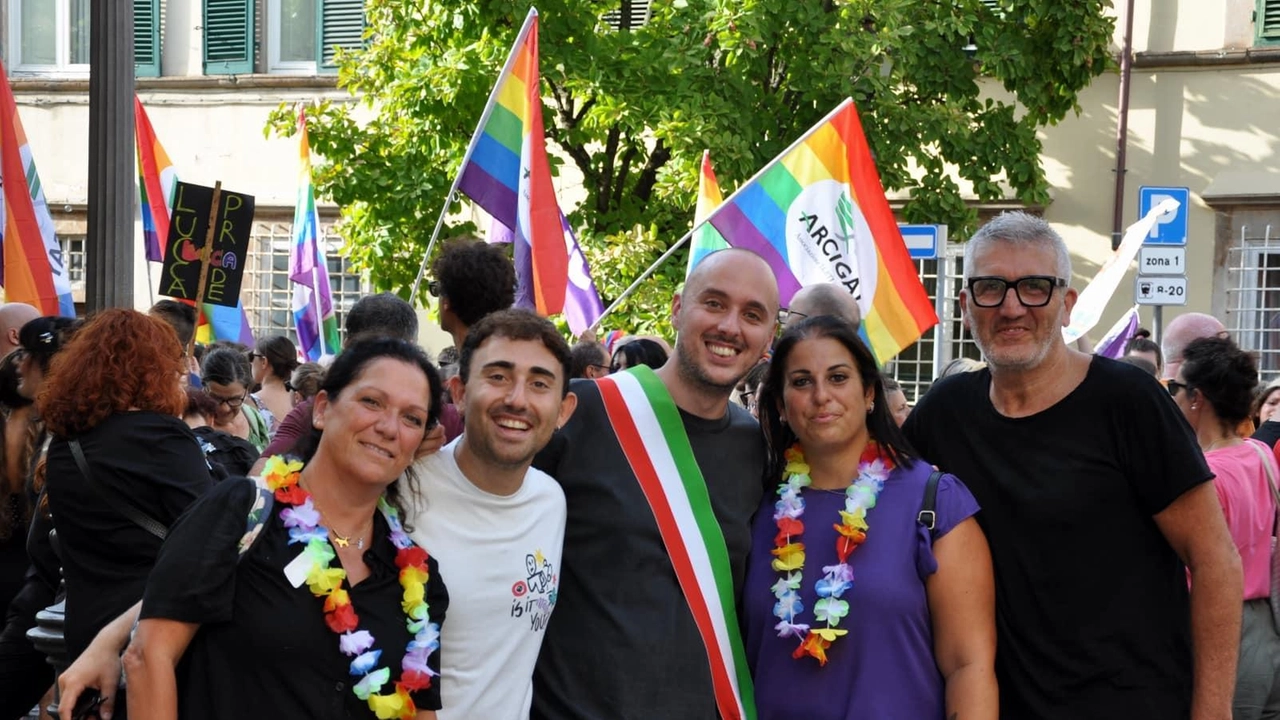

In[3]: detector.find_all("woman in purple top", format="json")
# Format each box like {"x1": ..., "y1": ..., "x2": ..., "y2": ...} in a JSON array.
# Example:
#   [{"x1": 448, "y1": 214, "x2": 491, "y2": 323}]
[{"x1": 745, "y1": 316, "x2": 997, "y2": 719}]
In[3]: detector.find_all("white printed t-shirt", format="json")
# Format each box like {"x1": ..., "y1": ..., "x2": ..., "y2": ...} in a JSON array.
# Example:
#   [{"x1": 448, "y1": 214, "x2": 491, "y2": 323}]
[{"x1": 407, "y1": 437, "x2": 566, "y2": 720}]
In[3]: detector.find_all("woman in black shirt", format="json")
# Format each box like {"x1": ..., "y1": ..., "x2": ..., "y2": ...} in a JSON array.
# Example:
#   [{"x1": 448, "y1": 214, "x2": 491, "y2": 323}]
[
  {"x1": 123, "y1": 338, "x2": 447, "y2": 720},
  {"x1": 41, "y1": 310, "x2": 212, "y2": 665}
]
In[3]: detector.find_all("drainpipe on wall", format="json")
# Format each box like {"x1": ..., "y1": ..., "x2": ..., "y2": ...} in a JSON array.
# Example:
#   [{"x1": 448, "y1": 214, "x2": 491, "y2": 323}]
[{"x1": 1111, "y1": 0, "x2": 1137, "y2": 251}]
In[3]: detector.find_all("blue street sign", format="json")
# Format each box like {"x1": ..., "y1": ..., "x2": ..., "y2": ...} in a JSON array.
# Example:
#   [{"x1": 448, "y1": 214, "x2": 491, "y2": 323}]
[
  {"x1": 1138, "y1": 186, "x2": 1189, "y2": 246},
  {"x1": 899, "y1": 224, "x2": 945, "y2": 259}
]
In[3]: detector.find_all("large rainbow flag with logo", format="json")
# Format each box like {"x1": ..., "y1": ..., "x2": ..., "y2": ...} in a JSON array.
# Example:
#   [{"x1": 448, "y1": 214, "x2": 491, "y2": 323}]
[
  {"x1": 456, "y1": 7, "x2": 568, "y2": 315},
  {"x1": 135, "y1": 97, "x2": 254, "y2": 345},
  {"x1": 699, "y1": 99, "x2": 937, "y2": 364},
  {"x1": 0, "y1": 60, "x2": 74, "y2": 316}
]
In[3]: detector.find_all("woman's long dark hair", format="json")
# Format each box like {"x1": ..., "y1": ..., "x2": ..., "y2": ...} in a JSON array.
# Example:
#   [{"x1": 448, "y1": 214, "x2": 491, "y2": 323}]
[
  {"x1": 757, "y1": 315, "x2": 916, "y2": 493},
  {"x1": 287, "y1": 338, "x2": 443, "y2": 521}
]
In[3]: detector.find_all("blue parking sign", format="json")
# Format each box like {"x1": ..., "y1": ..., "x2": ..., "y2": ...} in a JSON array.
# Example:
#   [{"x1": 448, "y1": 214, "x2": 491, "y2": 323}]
[{"x1": 1138, "y1": 186, "x2": 1189, "y2": 246}]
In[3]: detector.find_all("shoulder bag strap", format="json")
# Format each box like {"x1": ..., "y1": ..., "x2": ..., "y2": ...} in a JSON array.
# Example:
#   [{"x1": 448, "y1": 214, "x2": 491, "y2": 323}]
[
  {"x1": 68, "y1": 438, "x2": 168, "y2": 541},
  {"x1": 1246, "y1": 440, "x2": 1280, "y2": 531},
  {"x1": 918, "y1": 469, "x2": 943, "y2": 538}
]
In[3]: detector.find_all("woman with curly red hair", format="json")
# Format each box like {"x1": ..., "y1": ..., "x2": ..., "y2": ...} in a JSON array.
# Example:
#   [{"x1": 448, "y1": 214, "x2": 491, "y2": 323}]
[{"x1": 40, "y1": 309, "x2": 212, "y2": 679}]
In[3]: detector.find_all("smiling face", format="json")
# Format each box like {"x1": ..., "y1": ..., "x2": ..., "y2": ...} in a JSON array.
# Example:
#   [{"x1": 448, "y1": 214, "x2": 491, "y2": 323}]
[
  {"x1": 671, "y1": 251, "x2": 779, "y2": 395},
  {"x1": 961, "y1": 241, "x2": 1075, "y2": 372},
  {"x1": 454, "y1": 335, "x2": 577, "y2": 473},
  {"x1": 779, "y1": 336, "x2": 875, "y2": 456},
  {"x1": 312, "y1": 358, "x2": 432, "y2": 488}
]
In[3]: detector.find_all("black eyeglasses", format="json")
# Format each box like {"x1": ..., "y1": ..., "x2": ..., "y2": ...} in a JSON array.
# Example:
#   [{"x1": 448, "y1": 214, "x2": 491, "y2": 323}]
[
  {"x1": 427, "y1": 280, "x2": 441, "y2": 298},
  {"x1": 778, "y1": 309, "x2": 807, "y2": 324},
  {"x1": 1167, "y1": 380, "x2": 1191, "y2": 398},
  {"x1": 966, "y1": 276, "x2": 1067, "y2": 308},
  {"x1": 203, "y1": 386, "x2": 247, "y2": 409},
  {"x1": 284, "y1": 381, "x2": 295, "y2": 393}
]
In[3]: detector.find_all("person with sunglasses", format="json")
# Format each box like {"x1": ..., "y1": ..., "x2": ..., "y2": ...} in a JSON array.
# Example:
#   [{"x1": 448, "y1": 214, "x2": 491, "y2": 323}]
[
  {"x1": 201, "y1": 347, "x2": 269, "y2": 451},
  {"x1": 1169, "y1": 336, "x2": 1280, "y2": 719},
  {"x1": 905, "y1": 212, "x2": 1242, "y2": 720}
]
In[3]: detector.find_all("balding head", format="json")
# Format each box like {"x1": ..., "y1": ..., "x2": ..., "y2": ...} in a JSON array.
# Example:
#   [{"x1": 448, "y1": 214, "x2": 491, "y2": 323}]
[
  {"x1": 0, "y1": 303, "x2": 39, "y2": 356},
  {"x1": 1161, "y1": 312, "x2": 1227, "y2": 380},
  {"x1": 785, "y1": 283, "x2": 861, "y2": 329}
]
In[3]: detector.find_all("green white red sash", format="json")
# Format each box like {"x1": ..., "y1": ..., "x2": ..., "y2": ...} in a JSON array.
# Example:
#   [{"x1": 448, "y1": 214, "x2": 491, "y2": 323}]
[{"x1": 597, "y1": 366, "x2": 756, "y2": 720}]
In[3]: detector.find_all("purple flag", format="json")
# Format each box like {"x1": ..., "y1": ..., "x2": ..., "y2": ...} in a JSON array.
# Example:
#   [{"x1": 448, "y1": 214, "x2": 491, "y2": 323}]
[
  {"x1": 560, "y1": 213, "x2": 603, "y2": 337},
  {"x1": 488, "y1": 213, "x2": 602, "y2": 336},
  {"x1": 1094, "y1": 306, "x2": 1140, "y2": 359}
]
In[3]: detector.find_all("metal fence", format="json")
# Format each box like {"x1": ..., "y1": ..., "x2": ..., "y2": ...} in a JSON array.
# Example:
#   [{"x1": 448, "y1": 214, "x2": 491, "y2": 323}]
[{"x1": 1226, "y1": 225, "x2": 1280, "y2": 382}]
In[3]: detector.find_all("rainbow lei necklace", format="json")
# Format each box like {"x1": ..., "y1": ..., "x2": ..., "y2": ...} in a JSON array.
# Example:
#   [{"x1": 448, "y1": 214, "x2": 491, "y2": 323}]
[
  {"x1": 770, "y1": 441, "x2": 893, "y2": 665},
  {"x1": 262, "y1": 456, "x2": 440, "y2": 719}
]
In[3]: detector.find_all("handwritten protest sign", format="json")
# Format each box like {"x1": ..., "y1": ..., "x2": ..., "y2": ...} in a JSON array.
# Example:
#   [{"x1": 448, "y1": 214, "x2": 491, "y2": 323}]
[{"x1": 158, "y1": 181, "x2": 255, "y2": 308}]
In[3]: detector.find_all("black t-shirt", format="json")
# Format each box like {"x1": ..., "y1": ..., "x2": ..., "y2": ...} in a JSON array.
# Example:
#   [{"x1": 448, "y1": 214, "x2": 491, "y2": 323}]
[
  {"x1": 530, "y1": 378, "x2": 765, "y2": 720},
  {"x1": 1252, "y1": 419, "x2": 1280, "y2": 449},
  {"x1": 903, "y1": 357, "x2": 1211, "y2": 720},
  {"x1": 44, "y1": 411, "x2": 212, "y2": 660},
  {"x1": 141, "y1": 477, "x2": 447, "y2": 719}
]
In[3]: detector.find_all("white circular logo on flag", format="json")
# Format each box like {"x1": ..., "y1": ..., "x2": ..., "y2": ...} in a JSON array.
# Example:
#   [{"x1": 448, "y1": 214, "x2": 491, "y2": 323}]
[{"x1": 783, "y1": 179, "x2": 879, "y2": 308}]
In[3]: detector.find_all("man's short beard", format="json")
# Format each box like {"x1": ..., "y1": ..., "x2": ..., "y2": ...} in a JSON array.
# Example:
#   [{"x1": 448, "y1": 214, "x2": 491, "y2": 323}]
[{"x1": 675, "y1": 341, "x2": 742, "y2": 396}]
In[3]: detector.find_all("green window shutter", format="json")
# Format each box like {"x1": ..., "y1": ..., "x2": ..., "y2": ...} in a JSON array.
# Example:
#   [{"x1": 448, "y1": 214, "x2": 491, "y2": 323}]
[
  {"x1": 204, "y1": 0, "x2": 254, "y2": 74},
  {"x1": 319, "y1": 0, "x2": 364, "y2": 71},
  {"x1": 134, "y1": 0, "x2": 161, "y2": 77},
  {"x1": 1260, "y1": 0, "x2": 1280, "y2": 43}
]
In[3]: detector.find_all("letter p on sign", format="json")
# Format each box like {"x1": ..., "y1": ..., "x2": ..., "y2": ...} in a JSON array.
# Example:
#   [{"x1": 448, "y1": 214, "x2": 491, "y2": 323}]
[{"x1": 1148, "y1": 194, "x2": 1177, "y2": 239}]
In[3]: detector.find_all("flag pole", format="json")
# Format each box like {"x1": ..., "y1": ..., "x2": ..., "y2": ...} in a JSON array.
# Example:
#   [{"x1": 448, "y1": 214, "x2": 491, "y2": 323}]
[
  {"x1": 310, "y1": 259, "x2": 327, "y2": 358},
  {"x1": 409, "y1": 7, "x2": 540, "y2": 305},
  {"x1": 588, "y1": 226, "x2": 695, "y2": 333}
]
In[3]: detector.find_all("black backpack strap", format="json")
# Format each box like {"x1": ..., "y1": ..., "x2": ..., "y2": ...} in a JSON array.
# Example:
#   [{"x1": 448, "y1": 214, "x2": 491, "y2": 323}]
[
  {"x1": 69, "y1": 438, "x2": 169, "y2": 541},
  {"x1": 917, "y1": 470, "x2": 942, "y2": 539},
  {"x1": 236, "y1": 475, "x2": 275, "y2": 562}
]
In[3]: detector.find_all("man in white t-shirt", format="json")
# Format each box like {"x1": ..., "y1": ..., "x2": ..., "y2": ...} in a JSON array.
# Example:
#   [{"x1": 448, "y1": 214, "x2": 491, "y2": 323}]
[{"x1": 408, "y1": 308, "x2": 578, "y2": 720}]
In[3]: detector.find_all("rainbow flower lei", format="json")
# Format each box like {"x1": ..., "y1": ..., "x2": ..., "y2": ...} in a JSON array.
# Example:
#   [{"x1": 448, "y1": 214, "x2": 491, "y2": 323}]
[
  {"x1": 262, "y1": 455, "x2": 440, "y2": 719},
  {"x1": 770, "y1": 441, "x2": 893, "y2": 665}
]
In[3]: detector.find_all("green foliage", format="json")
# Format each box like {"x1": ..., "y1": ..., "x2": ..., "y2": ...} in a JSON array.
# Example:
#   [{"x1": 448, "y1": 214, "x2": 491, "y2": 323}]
[{"x1": 267, "y1": 0, "x2": 1113, "y2": 332}]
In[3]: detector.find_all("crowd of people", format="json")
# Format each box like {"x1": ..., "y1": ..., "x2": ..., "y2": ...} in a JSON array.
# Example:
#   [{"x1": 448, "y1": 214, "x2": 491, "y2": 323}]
[{"x1": 0, "y1": 210, "x2": 1273, "y2": 720}]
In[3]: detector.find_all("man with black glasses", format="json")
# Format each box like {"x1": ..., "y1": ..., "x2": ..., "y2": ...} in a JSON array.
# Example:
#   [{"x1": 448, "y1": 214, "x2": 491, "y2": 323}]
[{"x1": 904, "y1": 212, "x2": 1242, "y2": 720}]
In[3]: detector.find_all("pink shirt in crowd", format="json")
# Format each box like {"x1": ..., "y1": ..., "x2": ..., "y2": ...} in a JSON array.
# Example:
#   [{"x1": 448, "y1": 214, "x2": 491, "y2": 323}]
[{"x1": 1205, "y1": 439, "x2": 1279, "y2": 601}]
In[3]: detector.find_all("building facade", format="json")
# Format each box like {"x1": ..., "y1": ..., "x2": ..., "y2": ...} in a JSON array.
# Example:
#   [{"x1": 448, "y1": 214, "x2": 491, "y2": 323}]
[{"x1": 4, "y1": 1, "x2": 1279, "y2": 384}]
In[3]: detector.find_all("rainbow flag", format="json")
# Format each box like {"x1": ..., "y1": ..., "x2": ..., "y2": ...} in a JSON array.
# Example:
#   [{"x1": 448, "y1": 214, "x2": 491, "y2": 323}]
[
  {"x1": 134, "y1": 97, "x2": 254, "y2": 346},
  {"x1": 685, "y1": 150, "x2": 728, "y2": 277},
  {"x1": 456, "y1": 7, "x2": 568, "y2": 315},
  {"x1": 290, "y1": 109, "x2": 340, "y2": 361},
  {"x1": 135, "y1": 96, "x2": 178, "y2": 263},
  {"x1": 701, "y1": 99, "x2": 937, "y2": 364},
  {"x1": 0, "y1": 60, "x2": 73, "y2": 316}
]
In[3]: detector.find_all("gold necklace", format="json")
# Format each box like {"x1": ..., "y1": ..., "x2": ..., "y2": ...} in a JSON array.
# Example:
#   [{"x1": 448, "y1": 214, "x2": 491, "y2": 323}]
[
  {"x1": 1205, "y1": 436, "x2": 1239, "y2": 452},
  {"x1": 309, "y1": 494, "x2": 372, "y2": 550}
]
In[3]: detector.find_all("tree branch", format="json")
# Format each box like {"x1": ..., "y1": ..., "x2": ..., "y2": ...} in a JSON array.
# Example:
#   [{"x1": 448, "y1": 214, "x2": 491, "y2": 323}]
[
  {"x1": 632, "y1": 138, "x2": 670, "y2": 203},
  {"x1": 597, "y1": 125, "x2": 622, "y2": 215},
  {"x1": 613, "y1": 140, "x2": 639, "y2": 210}
]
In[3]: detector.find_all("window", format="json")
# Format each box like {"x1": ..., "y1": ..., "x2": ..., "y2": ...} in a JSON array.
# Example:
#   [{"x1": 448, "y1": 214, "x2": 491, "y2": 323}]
[
  {"x1": 1258, "y1": 0, "x2": 1280, "y2": 46},
  {"x1": 239, "y1": 219, "x2": 368, "y2": 347},
  {"x1": 1226, "y1": 225, "x2": 1280, "y2": 378},
  {"x1": 6, "y1": 0, "x2": 161, "y2": 77},
  {"x1": 60, "y1": 233, "x2": 85, "y2": 304},
  {"x1": 7, "y1": 0, "x2": 89, "y2": 74},
  {"x1": 205, "y1": 0, "x2": 365, "y2": 76},
  {"x1": 602, "y1": 0, "x2": 650, "y2": 31}
]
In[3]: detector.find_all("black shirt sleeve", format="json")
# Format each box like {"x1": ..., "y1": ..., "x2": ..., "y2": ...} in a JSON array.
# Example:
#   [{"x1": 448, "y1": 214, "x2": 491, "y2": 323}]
[
  {"x1": 141, "y1": 478, "x2": 254, "y2": 625},
  {"x1": 1118, "y1": 370, "x2": 1213, "y2": 515}
]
